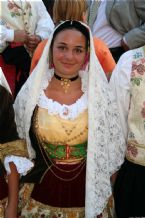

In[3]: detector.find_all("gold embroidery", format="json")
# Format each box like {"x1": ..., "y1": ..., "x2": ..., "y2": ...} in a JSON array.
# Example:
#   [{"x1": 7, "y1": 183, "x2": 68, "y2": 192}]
[
  {"x1": 35, "y1": 107, "x2": 88, "y2": 146},
  {"x1": 20, "y1": 197, "x2": 85, "y2": 218},
  {"x1": 0, "y1": 198, "x2": 7, "y2": 218},
  {"x1": 0, "y1": 139, "x2": 28, "y2": 163},
  {"x1": 32, "y1": 107, "x2": 86, "y2": 181}
]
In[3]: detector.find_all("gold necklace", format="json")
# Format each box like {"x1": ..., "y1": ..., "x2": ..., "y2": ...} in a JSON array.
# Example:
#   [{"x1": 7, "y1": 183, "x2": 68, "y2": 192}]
[
  {"x1": 56, "y1": 118, "x2": 88, "y2": 143},
  {"x1": 54, "y1": 73, "x2": 79, "y2": 93},
  {"x1": 49, "y1": 161, "x2": 86, "y2": 182},
  {"x1": 42, "y1": 149, "x2": 86, "y2": 173}
]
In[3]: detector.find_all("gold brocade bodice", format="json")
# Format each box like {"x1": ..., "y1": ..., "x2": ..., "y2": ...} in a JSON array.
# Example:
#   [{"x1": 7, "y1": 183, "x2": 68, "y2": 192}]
[{"x1": 34, "y1": 107, "x2": 88, "y2": 163}]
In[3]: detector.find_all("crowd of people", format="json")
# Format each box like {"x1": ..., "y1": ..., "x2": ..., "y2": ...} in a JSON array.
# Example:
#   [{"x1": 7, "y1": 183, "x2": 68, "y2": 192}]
[{"x1": 0, "y1": 1, "x2": 145, "y2": 218}]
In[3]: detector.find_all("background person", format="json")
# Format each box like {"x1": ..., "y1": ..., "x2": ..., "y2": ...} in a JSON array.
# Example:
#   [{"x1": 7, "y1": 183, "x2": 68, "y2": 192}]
[
  {"x1": 88, "y1": 0, "x2": 145, "y2": 63},
  {"x1": 42, "y1": 0, "x2": 54, "y2": 19},
  {"x1": 110, "y1": 45, "x2": 145, "y2": 218},
  {"x1": 0, "y1": 68, "x2": 33, "y2": 218},
  {"x1": 0, "y1": 0, "x2": 54, "y2": 97}
]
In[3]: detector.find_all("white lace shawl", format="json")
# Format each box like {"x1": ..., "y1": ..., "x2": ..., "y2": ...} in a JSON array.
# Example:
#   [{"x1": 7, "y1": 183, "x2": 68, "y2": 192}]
[{"x1": 14, "y1": 21, "x2": 126, "y2": 217}]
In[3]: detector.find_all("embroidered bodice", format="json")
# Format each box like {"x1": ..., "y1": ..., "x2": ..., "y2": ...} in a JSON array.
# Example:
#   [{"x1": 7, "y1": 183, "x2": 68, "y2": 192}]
[
  {"x1": 35, "y1": 107, "x2": 88, "y2": 146},
  {"x1": 34, "y1": 90, "x2": 88, "y2": 163}
]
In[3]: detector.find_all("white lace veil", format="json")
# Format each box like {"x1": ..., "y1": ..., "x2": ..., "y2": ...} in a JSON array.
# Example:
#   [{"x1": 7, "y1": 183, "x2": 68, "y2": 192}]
[
  {"x1": 14, "y1": 21, "x2": 125, "y2": 217},
  {"x1": 0, "y1": 67, "x2": 11, "y2": 93}
]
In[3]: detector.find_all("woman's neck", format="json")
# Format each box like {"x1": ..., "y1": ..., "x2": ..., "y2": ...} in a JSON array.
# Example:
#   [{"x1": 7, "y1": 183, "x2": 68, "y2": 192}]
[
  {"x1": 53, "y1": 72, "x2": 80, "y2": 94},
  {"x1": 45, "y1": 76, "x2": 83, "y2": 105}
]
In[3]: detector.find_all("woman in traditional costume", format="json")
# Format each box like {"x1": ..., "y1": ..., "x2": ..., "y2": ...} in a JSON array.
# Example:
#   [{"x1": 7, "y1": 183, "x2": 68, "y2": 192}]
[
  {"x1": 14, "y1": 20, "x2": 125, "y2": 218},
  {"x1": 110, "y1": 46, "x2": 145, "y2": 218},
  {"x1": 0, "y1": 68, "x2": 33, "y2": 218}
]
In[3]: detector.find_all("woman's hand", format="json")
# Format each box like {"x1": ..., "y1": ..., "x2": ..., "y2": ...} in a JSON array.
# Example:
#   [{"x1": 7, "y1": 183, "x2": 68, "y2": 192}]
[
  {"x1": 14, "y1": 30, "x2": 28, "y2": 43},
  {"x1": 26, "y1": 35, "x2": 41, "y2": 53}
]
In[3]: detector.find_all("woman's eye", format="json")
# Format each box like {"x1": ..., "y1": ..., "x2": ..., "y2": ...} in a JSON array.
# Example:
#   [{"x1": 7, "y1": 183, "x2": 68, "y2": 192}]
[
  {"x1": 75, "y1": 48, "x2": 83, "y2": 53},
  {"x1": 57, "y1": 46, "x2": 66, "y2": 51}
]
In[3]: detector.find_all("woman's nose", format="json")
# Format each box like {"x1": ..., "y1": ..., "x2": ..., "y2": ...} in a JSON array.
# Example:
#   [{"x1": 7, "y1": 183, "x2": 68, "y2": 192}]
[{"x1": 65, "y1": 50, "x2": 74, "y2": 60}]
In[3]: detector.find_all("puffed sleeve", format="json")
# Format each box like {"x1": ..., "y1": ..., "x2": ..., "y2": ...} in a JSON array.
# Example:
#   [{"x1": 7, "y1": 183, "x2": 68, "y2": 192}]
[
  {"x1": 0, "y1": 139, "x2": 34, "y2": 176},
  {"x1": 0, "y1": 86, "x2": 34, "y2": 175}
]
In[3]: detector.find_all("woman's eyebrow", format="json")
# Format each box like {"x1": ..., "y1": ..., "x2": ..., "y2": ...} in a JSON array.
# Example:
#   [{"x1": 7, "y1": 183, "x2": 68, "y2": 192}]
[{"x1": 56, "y1": 42, "x2": 86, "y2": 48}]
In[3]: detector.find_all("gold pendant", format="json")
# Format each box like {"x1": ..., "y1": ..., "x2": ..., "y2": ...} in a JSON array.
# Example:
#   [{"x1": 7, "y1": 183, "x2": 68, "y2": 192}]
[{"x1": 61, "y1": 78, "x2": 70, "y2": 93}]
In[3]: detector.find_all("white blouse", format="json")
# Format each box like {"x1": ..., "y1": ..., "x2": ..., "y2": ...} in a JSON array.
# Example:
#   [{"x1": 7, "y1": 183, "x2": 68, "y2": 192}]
[
  {"x1": 109, "y1": 50, "x2": 133, "y2": 140},
  {"x1": 38, "y1": 69, "x2": 88, "y2": 120},
  {"x1": 38, "y1": 90, "x2": 88, "y2": 120}
]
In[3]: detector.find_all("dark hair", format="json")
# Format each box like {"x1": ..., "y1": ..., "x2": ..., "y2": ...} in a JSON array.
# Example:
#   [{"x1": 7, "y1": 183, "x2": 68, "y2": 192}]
[{"x1": 51, "y1": 20, "x2": 90, "y2": 50}]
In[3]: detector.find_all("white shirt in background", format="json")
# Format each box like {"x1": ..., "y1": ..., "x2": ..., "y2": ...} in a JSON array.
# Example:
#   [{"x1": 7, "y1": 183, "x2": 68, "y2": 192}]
[{"x1": 92, "y1": 0, "x2": 122, "y2": 48}]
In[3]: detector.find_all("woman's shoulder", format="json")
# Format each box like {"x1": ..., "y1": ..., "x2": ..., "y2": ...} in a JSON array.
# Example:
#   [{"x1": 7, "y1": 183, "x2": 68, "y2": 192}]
[
  {"x1": 93, "y1": 37, "x2": 113, "y2": 56},
  {"x1": 93, "y1": 37, "x2": 116, "y2": 76},
  {"x1": 93, "y1": 37, "x2": 108, "y2": 49}
]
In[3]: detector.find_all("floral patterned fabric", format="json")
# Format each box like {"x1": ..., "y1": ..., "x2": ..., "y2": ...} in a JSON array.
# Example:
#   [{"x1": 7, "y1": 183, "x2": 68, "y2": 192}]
[{"x1": 126, "y1": 46, "x2": 145, "y2": 166}]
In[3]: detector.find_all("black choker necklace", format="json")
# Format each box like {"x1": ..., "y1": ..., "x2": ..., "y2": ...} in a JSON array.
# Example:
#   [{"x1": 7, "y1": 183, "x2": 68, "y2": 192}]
[
  {"x1": 54, "y1": 73, "x2": 79, "y2": 81},
  {"x1": 54, "y1": 73, "x2": 79, "y2": 93}
]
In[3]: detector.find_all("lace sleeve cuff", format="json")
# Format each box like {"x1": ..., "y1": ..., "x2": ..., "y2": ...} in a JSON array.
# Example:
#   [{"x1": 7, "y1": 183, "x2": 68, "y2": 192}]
[{"x1": 4, "y1": 155, "x2": 34, "y2": 176}]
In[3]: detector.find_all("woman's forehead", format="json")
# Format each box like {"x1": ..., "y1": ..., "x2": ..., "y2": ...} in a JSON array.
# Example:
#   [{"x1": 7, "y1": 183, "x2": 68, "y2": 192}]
[{"x1": 53, "y1": 29, "x2": 86, "y2": 44}]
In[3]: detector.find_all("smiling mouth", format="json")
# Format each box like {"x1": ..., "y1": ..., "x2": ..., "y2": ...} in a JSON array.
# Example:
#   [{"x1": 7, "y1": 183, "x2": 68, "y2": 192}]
[{"x1": 62, "y1": 62, "x2": 74, "y2": 66}]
